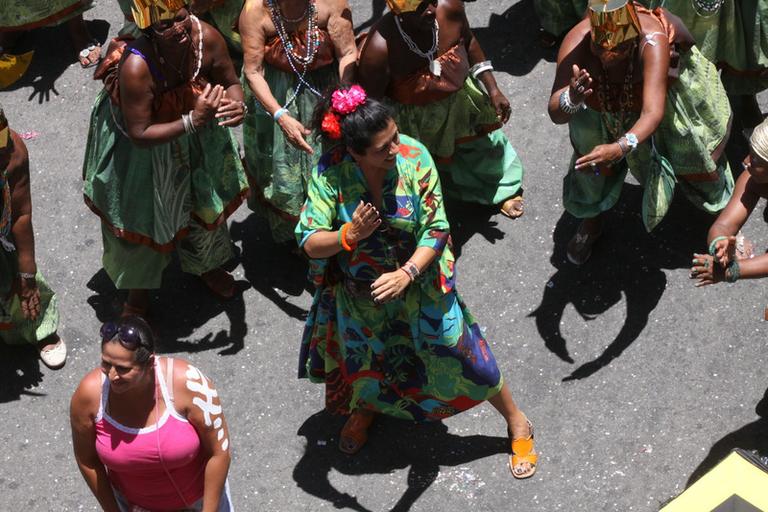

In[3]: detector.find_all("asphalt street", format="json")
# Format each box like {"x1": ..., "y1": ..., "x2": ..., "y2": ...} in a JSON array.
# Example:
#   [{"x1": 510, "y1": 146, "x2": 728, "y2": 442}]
[{"x1": 1, "y1": 1, "x2": 767, "y2": 511}]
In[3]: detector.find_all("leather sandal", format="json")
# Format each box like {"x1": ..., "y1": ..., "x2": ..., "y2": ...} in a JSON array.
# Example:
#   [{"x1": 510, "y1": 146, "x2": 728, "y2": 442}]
[
  {"x1": 339, "y1": 409, "x2": 375, "y2": 455},
  {"x1": 509, "y1": 416, "x2": 537, "y2": 479},
  {"x1": 500, "y1": 194, "x2": 524, "y2": 219}
]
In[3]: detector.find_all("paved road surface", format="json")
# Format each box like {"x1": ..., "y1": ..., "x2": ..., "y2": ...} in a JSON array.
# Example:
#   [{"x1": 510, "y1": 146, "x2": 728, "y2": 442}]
[{"x1": 1, "y1": 1, "x2": 767, "y2": 511}]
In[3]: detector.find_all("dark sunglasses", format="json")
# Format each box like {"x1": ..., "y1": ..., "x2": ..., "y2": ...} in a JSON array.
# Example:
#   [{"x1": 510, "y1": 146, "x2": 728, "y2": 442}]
[{"x1": 100, "y1": 322, "x2": 146, "y2": 350}]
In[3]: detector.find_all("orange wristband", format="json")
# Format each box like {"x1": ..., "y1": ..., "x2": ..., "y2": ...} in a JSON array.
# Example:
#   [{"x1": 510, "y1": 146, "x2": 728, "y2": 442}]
[{"x1": 340, "y1": 223, "x2": 357, "y2": 251}]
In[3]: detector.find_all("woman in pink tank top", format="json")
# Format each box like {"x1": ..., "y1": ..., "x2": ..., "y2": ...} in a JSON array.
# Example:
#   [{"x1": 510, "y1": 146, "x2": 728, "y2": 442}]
[{"x1": 70, "y1": 316, "x2": 234, "y2": 512}]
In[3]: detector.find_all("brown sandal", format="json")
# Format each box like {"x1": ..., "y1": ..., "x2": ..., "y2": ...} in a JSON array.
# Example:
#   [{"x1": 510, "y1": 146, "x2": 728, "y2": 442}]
[
  {"x1": 509, "y1": 416, "x2": 538, "y2": 479},
  {"x1": 500, "y1": 194, "x2": 524, "y2": 219},
  {"x1": 339, "y1": 409, "x2": 375, "y2": 455}
]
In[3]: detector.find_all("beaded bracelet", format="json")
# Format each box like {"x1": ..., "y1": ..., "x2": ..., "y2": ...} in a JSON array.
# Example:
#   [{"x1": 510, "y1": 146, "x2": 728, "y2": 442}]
[
  {"x1": 708, "y1": 236, "x2": 728, "y2": 256},
  {"x1": 725, "y1": 259, "x2": 741, "y2": 283}
]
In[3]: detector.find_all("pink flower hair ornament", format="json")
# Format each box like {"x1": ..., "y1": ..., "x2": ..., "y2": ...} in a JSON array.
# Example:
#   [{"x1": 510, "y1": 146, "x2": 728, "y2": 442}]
[{"x1": 330, "y1": 85, "x2": 367, "y2": 115}]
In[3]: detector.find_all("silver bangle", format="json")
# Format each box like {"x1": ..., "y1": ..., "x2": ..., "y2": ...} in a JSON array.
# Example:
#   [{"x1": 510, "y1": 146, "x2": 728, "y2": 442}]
[
  {"x1": 18, "y1": 272, "x2": 36, "y2": 280},
  {"x1": 470, "y1": 60, "x2": 494, "y2": 79},
  {"x1": 559, "y1": 89, "x2": 585, "y2": 114},
  {"x1": 181, "y1": 114, "x2": 192, "y2": 134}
]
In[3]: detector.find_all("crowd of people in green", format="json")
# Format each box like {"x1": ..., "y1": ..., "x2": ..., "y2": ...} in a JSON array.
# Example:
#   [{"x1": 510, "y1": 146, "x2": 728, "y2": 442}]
[{"x1": 2, "y1": 0, "x2": 768, "y2": 509}]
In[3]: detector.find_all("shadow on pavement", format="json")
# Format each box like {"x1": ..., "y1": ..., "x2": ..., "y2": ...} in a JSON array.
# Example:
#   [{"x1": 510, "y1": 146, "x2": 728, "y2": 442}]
[
  {"x1": 444, "y1": 201, "x2": 505, "y2": 261},
  {"x1": 530, "y1": 183, "x2": 714, "y2": 381},
  {"x1": 293, "y1": 410, "x2": 508, "y2": 512},
  {"x1": 229, "y1": 214, "x2": 311, "y2": 321},
  {"x1": 354, "y1": 0, "x2": 386, "y2": 34},
  {"x1": 472, "y1": 0, "x2": 557, "y2": 78},
  {"x1": 0, "y1": 343, "x2": 44, "y2": 403},
  {"x1": 85, "y1": 254, "x2": 249, "y2": 356},
  {"x1": 1, "y1": 19, "x2": 110, "y2": 104},
  {"x1": 686, "y1": 388, "x2": 768, "y2": 487}
]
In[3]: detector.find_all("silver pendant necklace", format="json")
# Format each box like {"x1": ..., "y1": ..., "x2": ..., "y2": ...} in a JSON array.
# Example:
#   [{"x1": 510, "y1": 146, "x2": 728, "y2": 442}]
[{"x1": 394, "y1": 16, "x2": 441, "y2": 77}]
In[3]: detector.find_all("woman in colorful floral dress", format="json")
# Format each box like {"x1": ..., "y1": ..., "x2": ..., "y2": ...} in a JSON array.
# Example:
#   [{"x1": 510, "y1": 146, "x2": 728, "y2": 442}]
[{"x1": 296, "y1": 85, "x2": 537, "y2": 479}]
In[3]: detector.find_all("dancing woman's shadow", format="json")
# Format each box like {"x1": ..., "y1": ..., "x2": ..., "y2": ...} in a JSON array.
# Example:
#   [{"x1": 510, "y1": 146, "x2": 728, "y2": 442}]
[
  {"x1": 687, "y1": 388, "x2": 768, "y2": 487},
  {"x1": 530, "y1": 183, "x2": 713, "y2": 381},
  {"x1": 86, "y1": 252, "x2": 249, "y2": 356},
  {"x1": 293, "y1": 410, "x2": 508, "y2": 512},
  {"x1": 444, "y1": 200, "x2": 505, "y2": 261},
  {"x1": 0, "y1": 343, "x2": 44, "y2": 403}
]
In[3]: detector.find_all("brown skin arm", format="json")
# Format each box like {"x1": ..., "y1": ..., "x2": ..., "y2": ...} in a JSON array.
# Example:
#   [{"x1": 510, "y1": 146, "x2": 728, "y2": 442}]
[
  {"x1": 327, "y1": 0, "x2": 357, "y2": 84},
  {"x1": 70, "y1": 370, "x2": 121, "y2": 512},
  {"x1": 174, "y1": 359, "x2": 231, "y2": 512},
  {"x1": 205, "y1": 23, "x2": 244, "y2": 100},
  {"x1": 6, "y1": 132, "x2": 35, "y2": 275},
  {"x1": 625, "y1": 27, "x2": 669, "y2": 146},
  {"x1": 708, "y1": 171, "x2": 758, "y2": 242},
  {"x1": 548, "y1": 23, "x2": 591, "y2": 125},
  {"x1": 357, "y1": 27, "x2": 390, "y2": 99},
  {"x1": 119, "y1": 54, "x2": 188, "y2": 147},
  {"x1": 240, "y1": 0, "x2": 281, "y2": 115}
]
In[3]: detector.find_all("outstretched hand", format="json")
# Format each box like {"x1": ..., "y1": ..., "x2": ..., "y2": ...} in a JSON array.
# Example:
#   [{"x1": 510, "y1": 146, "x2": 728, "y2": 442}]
[
  {"x1": 277, "y1": 113, "x2": 314, "y2": 154},
  {"x1": 346, "y1": 201, "x2": 381, "y2": 243}
]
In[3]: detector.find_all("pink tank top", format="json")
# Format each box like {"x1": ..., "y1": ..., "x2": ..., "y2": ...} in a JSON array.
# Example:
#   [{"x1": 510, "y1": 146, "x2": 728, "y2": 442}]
[{"x1": 95, "y1": 357, "x2": 206, "y2": 511}]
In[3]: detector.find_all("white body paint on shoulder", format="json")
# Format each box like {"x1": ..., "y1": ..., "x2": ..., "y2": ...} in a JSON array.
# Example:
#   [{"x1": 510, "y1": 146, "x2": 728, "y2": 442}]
[{"x1": 186, "y1": 365, "x2": 229, "y2": 452}]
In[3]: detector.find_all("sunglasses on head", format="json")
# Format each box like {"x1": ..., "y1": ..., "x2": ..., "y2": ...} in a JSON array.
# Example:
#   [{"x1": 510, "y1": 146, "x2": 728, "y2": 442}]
[{"x1": 100, "y1": 322, "x2": 146, "y2": 350}]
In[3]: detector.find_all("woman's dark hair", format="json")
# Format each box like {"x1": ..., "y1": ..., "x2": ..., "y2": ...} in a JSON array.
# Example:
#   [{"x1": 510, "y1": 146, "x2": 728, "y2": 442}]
[
  {"x1": 101, "y1": 315, "x2": 156, "y2": 366},
  {"x1": 312, "y1": 85, "x2": 393, "y2": 154}
]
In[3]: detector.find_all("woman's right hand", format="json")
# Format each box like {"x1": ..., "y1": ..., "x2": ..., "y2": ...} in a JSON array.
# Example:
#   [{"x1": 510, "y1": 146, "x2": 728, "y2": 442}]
[
  {"x1": 277, "y1": 113, "x2": 314, "y2": 154},
  {"x1": 346, "y1": 201, "x2": 381, "y2": 243},
  {"x1": 569, "y1": 64, "x2": 593, "y2": 104},
  {"x1": 712, "y1": 236, "x2": 736, "y2": 268},
  {"x1": 192, "y1": 83, "x2": 225, "y2": 127}
]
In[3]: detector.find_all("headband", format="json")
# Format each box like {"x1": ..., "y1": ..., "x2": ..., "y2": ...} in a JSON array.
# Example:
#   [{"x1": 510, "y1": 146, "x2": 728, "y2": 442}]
[
  {"x1": 588, "y1": 0, "x2": 641, "y2": 50},
  {"x1": 130, "y1": 0, "x2": 189, "y2": 29}
]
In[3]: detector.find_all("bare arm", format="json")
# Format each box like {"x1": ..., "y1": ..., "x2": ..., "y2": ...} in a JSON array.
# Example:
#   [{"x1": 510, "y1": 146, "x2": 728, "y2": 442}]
[
  {"x1": 357, "y1": 28, "x2": 390, "y2": 99},
  {"x1": 70, "y1": 372, "x2": 121, "y2": 512},
  {"x1": 547, "y1": 23, "x2": 591, "y2": 125},
  {"x1": 327, "y1": 0, "x2": 357, "y2": 84},
  {"x1": 7, "y1": 133, "x2": 35, "y2": 276},
  {"x1": 708, "y1": 171, "x2": 758, "y2": 242},
  {"x1": 176, "y1": 360, "x2": 231, "y2": 512},
  {"x1": 625, "y1": 31, "x2": 669, "y2": 146}
]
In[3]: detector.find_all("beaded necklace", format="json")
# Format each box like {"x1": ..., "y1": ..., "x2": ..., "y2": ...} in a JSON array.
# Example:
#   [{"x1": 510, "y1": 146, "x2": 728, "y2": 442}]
[
  {"x1": 597, "y1": 40, "x2": 637, "y2": 141},
  {"x1": 394, "y1": 17, "x2": 441, "y2": 77},
  {"x1": 691, "y1": 0, "x2": 723, "y2": 17},
  {"x1": 266, "y1": 0, "x2": 322, "y2": 108}
]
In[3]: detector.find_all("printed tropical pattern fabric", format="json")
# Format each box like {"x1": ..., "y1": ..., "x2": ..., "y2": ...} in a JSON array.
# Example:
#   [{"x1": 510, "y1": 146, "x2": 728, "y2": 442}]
[
  {"x1": 0, "y1": 0, "x2": 93, "y2": 29},
  {"x1": 295, "y1": 135, "x2": 503, "y2": 422},
  {"x1": 564, "y1": 46, "x2": 733, "y2": 231}
]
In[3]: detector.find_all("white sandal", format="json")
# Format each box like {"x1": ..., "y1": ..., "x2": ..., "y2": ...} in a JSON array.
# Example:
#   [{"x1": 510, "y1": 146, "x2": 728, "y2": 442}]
[{"x1": 39, "y1": 337, "x2": 67, "y2": 369}]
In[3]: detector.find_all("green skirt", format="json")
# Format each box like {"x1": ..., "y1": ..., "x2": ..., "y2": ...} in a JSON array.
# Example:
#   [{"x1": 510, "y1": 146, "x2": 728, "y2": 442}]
[
  {"x1": 648, "y1": 0, "x2": 768, "y2": 95},
  {"x1": 533, "y1": 0, "x2": 588, "y2": 37},
  {"x1": 391, "y1": 78, "x2": 524, "y2": 205},
  {"x1": 242, "y1": 63, "x2": 337, "y2": 244},
  {"x1": 0, "y1": 246, "x2": 58, "y2": 345},
  {"x1": 564, "y1": 46, "x2": 733, "y2": 230},
  {"x1": 206, "y1": 0, "x2": 244, "y2": 55},
  {"x1": 82, "y1": 89, "x2": 248, "y2": 287},
  {"x1": 0, "y1": 0, "x2": 93, "y2": 30}
]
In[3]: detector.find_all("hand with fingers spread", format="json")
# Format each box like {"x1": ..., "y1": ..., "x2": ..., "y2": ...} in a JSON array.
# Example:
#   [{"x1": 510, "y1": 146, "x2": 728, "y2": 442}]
[
  {"x1": 215, "y1": 97, "x2": 246, "y2": 127},
  {"x1": 371, "y1": 270, "x2": 410, "y2": 304},
  {"x1": 277, "y1": 113, "x2": 314, "y2": 155},
  {"x1": 15, "y1": 276, "x2": 41, "y2": 321},
  {"x1": 711, "y1": 235, "x2": 737, "y2": 268},
  {"x1": 569, "y1": 64, "x2": 593, "y2": 104},
  {"x1": 192, "y1": 83, "x2": 225, "y2": 128},
  {"x1": 346, "y1": 201, "x2": 381, "y2": 244},
  {"x1": 690, "y1": 253, "x2": 723, "y2": 287}
]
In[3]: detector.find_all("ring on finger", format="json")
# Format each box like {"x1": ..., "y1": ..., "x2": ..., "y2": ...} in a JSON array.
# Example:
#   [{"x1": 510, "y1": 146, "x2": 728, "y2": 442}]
[{"x1": 577, "y1": 85, "x2": 585, "y2": 93}]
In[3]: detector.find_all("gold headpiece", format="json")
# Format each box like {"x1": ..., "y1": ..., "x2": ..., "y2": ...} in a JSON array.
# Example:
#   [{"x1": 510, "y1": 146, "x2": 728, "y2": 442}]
[
  {"x1": 386, "y1": 0, "x2": 423, "y2": 15},
  {"x1": 588, "y1": 0, "x2": 641, "y2": 50},
  {"x1": 131, "y1": 0, "x2": 188, "y2": 30},
  {"x1": 0, "y1": 105, "x2": 9, "y2": 151}
]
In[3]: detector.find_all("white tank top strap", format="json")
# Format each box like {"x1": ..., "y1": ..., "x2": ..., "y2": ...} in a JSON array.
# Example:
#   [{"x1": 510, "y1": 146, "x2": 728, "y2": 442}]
[
  {"x1": 156, "y1": 357, "x2": 188, "y2": 422},
  {"x1": 95, "y1": 372, "x2": 109, "y2": 422}
]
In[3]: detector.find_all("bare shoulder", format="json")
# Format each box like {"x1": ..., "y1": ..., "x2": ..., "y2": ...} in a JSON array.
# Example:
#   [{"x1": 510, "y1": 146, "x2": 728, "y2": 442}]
[
  {"x1": 360, "y1": 18, "x2": 389, "y2": 58},
  {"x1": 638, "y1": 11, "x2": 665, "y2": 34},
  {"x1": 200, "y1": 17, "x2": 227, "y2": 47},
  {"x1": 439, "y1": 0, "x2": 466, "y2": 18},
  {"x1": 558, "y1": 19, "x2": 591, "y2": 63},
  {"x1": 169, "y1": 358, "x2": 220, "y2": 404},
  {"x1": 6, "y1": 131, "x2": 29, "y2": 180},
  {"x1": 240, "y1": 0, "x2": 268, "y2": 28},
  {"x1": 70, "y1": 368, "x2": 103, "y2": 417}
]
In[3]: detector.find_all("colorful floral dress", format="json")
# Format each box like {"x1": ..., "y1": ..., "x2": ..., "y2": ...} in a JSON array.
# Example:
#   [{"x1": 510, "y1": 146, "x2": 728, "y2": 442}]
[{"x1": 296, "y1": 135, "x2": 503, "y2": 421}]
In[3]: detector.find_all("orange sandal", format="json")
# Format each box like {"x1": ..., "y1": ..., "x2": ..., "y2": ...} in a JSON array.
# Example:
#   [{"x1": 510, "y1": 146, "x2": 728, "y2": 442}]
[
  {"x1": 339, "y1": 409, "x2": 375, "y2": 455},
  {"x1": 509, "y1": 416, "x2": 538, "y2": 479}
]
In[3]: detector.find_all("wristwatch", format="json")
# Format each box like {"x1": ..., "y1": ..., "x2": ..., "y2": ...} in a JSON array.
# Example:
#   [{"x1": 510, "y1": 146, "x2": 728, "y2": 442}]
[{"x1": 624, "y1": 133, "x2": 639, "y2": 152}]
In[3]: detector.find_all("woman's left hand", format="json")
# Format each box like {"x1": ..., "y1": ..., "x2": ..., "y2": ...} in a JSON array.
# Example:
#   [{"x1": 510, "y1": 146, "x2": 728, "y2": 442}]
[
  {"x1": 489, "y1": 89, "x2": 511, "y2": 124},
  {"x1": 690, "y1": 253, "x2": 723, "y2": 287},
  {"x1": 215, "y1": 98, "x2": 246, "y2": 127},
  {"x1": 575, "y1": 143, "x2": 624, "y2": 172},
  {"x1": 15, "y1": 276, "x2": 41, "y2": 321},
  {"x1": 371, "y1": 270, "x2": 411, "y2": 303}
]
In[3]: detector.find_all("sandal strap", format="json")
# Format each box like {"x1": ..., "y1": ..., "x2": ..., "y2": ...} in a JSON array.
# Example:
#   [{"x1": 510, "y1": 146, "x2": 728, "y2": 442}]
[{"x1": 511, "y1": 436, "x2": 535, "y2": 456}]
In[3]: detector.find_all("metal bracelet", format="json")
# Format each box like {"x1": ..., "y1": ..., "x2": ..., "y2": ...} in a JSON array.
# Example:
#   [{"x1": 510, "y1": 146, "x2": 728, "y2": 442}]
[
  {"x1": 182, "y1": 113, "x2": 193, "y2": 134},
  {"x1": 559, "y1": 89, "x2": 585, "y2": 114},
  {"x1": 18, "y1": 272, "x2": 36, "y2": 280},
  {"x1": 708, "y1": 235, "x2": 728, "y2": 256},
  {"x1": 187, "y1": 110, "x2": 197, "y2": 133},
  {"x1": 240, "y1": 101, "x2": 249, "y2": 116},
  {"x1": 469, "y1": 60, "x2": 494, "y2": 79}
]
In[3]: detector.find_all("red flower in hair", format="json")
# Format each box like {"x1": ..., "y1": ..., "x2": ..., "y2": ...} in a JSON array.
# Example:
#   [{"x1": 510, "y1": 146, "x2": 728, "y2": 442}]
[{"x1": 321, "y1": 111, "x2": 342, "y2": 140}]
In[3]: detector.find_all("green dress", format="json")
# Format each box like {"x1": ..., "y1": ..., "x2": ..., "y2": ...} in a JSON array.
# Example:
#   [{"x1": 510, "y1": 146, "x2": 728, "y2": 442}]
[
  {"x1": 82, "y1": 41, "x2": 248, "y2": 289},
  {"x1": 648, "y1": 0, "x2": 768, "y2": 95},
  {"x1": 0, "y1": 0, "x2": 93, "y2": 30},
  {"x1": 242, "y1": 29, "x2": 338, "y2": 244},
  {"x1": 296, "y1": 136, "x2": 503, "y2": 420},
  {"x1": 0, "y1": 171, "x2": 58, "y2": 345},
  {"x1": 564, "y1": 16, "x2": 733, "y2": 231},
  {"x1": 385, "y1": 44, "x2": 524, "y2": 206}
]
